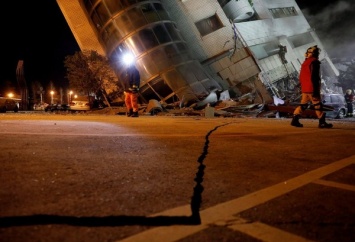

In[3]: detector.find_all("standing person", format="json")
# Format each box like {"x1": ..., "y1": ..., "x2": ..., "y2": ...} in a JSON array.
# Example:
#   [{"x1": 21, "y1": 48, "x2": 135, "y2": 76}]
[
  {"x1": 123, "y1": 65, "x2": 140, "y2": 117},
  {"x1": 291, "y1": 45, "x2": 333, "y2": 128},
  {"x1": 344, "y1": 89, "x2": 354, "y2": 117}
]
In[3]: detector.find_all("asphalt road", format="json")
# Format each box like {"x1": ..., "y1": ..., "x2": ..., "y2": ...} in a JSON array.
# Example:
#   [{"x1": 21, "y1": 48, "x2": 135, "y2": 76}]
[{"x1": 0, "y1": 112, "x2": 354, "y2": 242}]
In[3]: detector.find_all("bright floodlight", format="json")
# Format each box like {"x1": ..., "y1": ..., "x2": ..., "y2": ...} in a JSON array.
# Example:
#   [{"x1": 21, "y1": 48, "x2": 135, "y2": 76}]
[{"x1": 122, "y1": 53, "x2": 135, "y2": 66}]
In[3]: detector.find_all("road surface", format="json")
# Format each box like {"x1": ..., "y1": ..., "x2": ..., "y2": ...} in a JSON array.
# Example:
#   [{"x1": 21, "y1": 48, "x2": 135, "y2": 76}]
[{"x1": 0, "y1": 112, "x2": 354, "y2": 242}]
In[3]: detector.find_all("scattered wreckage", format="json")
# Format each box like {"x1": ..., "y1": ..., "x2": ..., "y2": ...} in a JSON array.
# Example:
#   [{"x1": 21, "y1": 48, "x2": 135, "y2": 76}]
[
  {"x1": 100, "y1": 89, "x2": 336, "y2": 119},
  {"x1": 108, "y1": 89, "x2": 265, "y2": 118},
  {"x1": 107, "y1": 90, "x2": 305, "y2": 118}
]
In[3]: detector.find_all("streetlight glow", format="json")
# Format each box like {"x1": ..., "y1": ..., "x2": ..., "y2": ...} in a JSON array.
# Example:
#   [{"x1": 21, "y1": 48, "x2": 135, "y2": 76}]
[
  {"x1": 122, "y1": 52, "x2": 135, "y2": 66},
  {"x1": 69, "y1": 90, "x2": 73, "y2": 103},
  {"x1": 50, "y1": 91, "x2": 54, "y2": 104},
  {"x1": 7, "y1": 93, "x2": 14, "y2": 98}
]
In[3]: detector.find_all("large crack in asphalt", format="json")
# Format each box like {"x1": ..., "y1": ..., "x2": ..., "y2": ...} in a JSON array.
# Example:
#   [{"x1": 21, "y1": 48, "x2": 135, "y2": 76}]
[
  {"x1": 0, "y1": 122, "x2": 234, "y2": 228},
  {"x1": 190, "y1": 122, "x2": 235, "y2": 223}
]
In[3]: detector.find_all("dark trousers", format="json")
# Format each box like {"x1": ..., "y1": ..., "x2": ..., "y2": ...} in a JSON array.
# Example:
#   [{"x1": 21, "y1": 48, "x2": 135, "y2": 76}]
[{"x1": 347, "y1": 103, "x2": 353, "y2": 116}]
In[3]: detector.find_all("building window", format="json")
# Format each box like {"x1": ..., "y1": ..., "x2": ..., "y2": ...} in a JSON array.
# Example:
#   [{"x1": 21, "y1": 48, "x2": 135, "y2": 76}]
[
  {"x1": 269, "y1": 7, "x2": 298, "y2": 19},
  {"x1": 139, "y1": 29, "x2": 159, "y2": 50},
  {"x1": 141, "y1": 3, "x2": 160, "y2": 23},
  {"x1": 288, "y1": 32, "x2": 314, "y2": 48},
  {"x1": 249, "y1": 40, "x2": 280, "y2": 60},
  {"x1": 153, "y1": 24, "x2": 171, "y2": 44},
  {"x1": 195, "y1": 14, "x2": 224, "y2": 36}
]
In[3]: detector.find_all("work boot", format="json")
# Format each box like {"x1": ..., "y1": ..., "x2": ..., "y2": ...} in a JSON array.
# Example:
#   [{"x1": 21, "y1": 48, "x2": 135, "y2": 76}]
[
  {"x1": 126, "y1": 109, "x2": 133, "y2": 117},
  {"x1": 291, "y1": 115, "x2": 303, "y2": 127},
  {"x1": 318, "y1": 113, "x2": 333, "y2": 128},
  {"x1": 131, "y1": 111, "x2": 139, "y2": 117}
]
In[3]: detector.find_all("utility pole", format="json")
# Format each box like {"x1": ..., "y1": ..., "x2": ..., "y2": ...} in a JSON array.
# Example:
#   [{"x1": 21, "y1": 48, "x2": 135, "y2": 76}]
[
  {"x1": 37, "y1": 87, "x2": 45, "y2": 104},
  {"x1": 16, "y1": 60, "x2": 29, "y2": 110}
]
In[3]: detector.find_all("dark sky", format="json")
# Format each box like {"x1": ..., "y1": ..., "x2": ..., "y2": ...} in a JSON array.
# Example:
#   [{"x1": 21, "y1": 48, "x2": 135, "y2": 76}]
[
  {"x1": 2, "y1": 1, "x2": 79, "y2": 93},
  {"x1": 296, "y1": 0, "x2": 355, "y2": 59},
  {"x1": 1, "y1": 0, "x2": 354, "y2": 95}
]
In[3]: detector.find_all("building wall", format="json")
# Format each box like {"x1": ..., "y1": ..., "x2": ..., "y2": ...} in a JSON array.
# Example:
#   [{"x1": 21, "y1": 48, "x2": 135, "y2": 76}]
[
  {"x1": 57, "y1": 0, "x2": 339, "y2": 105},
  {"x1": 166, "y1": 0, "x2": 269, "y2": 100},
  {"x1": 56, "y1": 0, "x2": 105, "y2": 55},
  {"x1": 57, "y1": 0, "x2": 224, "y2": 106}
]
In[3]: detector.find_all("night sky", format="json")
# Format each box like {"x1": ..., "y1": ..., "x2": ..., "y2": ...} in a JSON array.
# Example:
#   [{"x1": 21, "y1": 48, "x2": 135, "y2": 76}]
[
  {"x1": 1, "y1": 0, "x2": 354, "y2": 95},
  {"x1": 296, "y1": 0, "x2": 355, "y2": 59},
  {"x1": 2, "y1": 1, "x2": 79, "y2": 94}
]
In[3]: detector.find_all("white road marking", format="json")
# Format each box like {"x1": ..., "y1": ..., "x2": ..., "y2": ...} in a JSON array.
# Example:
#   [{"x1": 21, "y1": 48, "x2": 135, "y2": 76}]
[
  {"x1": 312, "y1": 179, "x2": 355, "y2": 192},
  {"x1": 117, "y1": 155, "x2": 355, "y2": 242},
  {"x1": 228, "y1": 219, "x2": 315, "y2": 242}
]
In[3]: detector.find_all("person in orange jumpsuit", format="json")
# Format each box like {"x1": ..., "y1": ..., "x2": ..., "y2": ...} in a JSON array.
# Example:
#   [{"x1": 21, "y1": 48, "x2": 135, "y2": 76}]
[
  {"x1": 123, "y1": 65, "x2": 140, "y2": 117},
  {"x1": 291, "y1": 45, "x2": 333, "y2": 128}
]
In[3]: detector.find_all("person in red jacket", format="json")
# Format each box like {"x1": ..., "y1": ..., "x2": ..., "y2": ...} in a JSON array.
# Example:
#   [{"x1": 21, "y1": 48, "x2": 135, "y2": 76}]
[{"x1": 291, "y1": 45, "x2": 333, "y2": 128}]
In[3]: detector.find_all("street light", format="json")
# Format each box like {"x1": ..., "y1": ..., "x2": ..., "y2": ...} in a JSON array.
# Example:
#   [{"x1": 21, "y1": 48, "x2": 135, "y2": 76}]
[
  {"x1": 50, "y1": 91, "x2": 54, "y2": 104},
  {"x1": 7, "y1": 93, "x2": 14, "y2": 98},
  {"x1": 69, "y1": 90, "x2": 73, "y2": 103},
  {"x1": 122, "y1": 52, "x2": 135, "y2": 67}
]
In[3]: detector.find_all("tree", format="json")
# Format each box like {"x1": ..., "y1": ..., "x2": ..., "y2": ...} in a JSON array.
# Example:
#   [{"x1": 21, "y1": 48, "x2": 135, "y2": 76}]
[
  {"x1": 31, "y1": 80, "x2": 44, "y2": 104},
  {"x1": 64, "y1": 50, "x2": 120, "y2": 107}
]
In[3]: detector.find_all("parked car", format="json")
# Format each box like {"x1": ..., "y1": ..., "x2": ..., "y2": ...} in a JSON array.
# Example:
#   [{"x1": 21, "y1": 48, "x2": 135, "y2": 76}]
[
  {"x1": 33, "y1": 103, "x2": 47, "y2": 111},
  {"x1": 0, "y1": 98, "x2": 19, "y2": 113},
  {"x1": 45, "y1": 103, "x2": 70, "y2": 112},
  {"x1": 92, "y1": 99, "x2": 107, "y2": 109},
  {"x1": 68, "y1": 100, "x2": 90, "y2": 111},
  {"x1": 322, "y1": 93, "x2": 348, "y2": 119},
  {"x1": 265, "y1": 93, "x2": 348, "y2": 119}
]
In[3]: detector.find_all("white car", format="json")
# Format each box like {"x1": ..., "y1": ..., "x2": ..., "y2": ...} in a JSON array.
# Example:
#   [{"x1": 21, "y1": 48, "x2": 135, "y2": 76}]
[
  {"x1": 322, "y1": 93, "x2": 348, "y2": 119},
  {"x1": 69, "y1": 100, "x2": 90, "y2": 111}
]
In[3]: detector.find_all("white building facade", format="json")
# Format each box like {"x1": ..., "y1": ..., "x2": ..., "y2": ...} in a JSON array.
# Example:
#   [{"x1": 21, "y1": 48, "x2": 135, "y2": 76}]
[{"x1": 57, "y1": 0, "x2": 339, "y2": 105}]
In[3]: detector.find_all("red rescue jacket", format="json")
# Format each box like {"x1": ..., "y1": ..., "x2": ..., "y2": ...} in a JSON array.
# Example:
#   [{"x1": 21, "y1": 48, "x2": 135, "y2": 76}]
[{"x1": 299, "y1": 57, "x2": 321, "y2": 93}]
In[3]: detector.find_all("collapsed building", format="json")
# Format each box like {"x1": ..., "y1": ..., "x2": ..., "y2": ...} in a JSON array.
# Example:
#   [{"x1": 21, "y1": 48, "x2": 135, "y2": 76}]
[{"x1": 57, "y1": 0, "x2": 339, "y2": 108}]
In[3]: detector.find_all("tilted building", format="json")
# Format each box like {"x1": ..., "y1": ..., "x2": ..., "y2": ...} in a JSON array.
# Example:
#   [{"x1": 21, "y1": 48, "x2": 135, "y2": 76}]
[{"x1": 57, "y1": 0, "x2": 339, "y2": 106}]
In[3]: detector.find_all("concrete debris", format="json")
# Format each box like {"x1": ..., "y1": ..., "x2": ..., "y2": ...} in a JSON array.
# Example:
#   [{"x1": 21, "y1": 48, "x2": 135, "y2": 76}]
[{"x1": 100, "y1": 97, "x2": 265, "y2": 118}]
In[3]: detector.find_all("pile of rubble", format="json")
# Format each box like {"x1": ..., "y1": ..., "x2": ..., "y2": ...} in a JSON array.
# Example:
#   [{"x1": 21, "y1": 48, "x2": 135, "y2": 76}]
[{"x1": 95, "y1": 98, "x2": 266, "y2": 118}]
